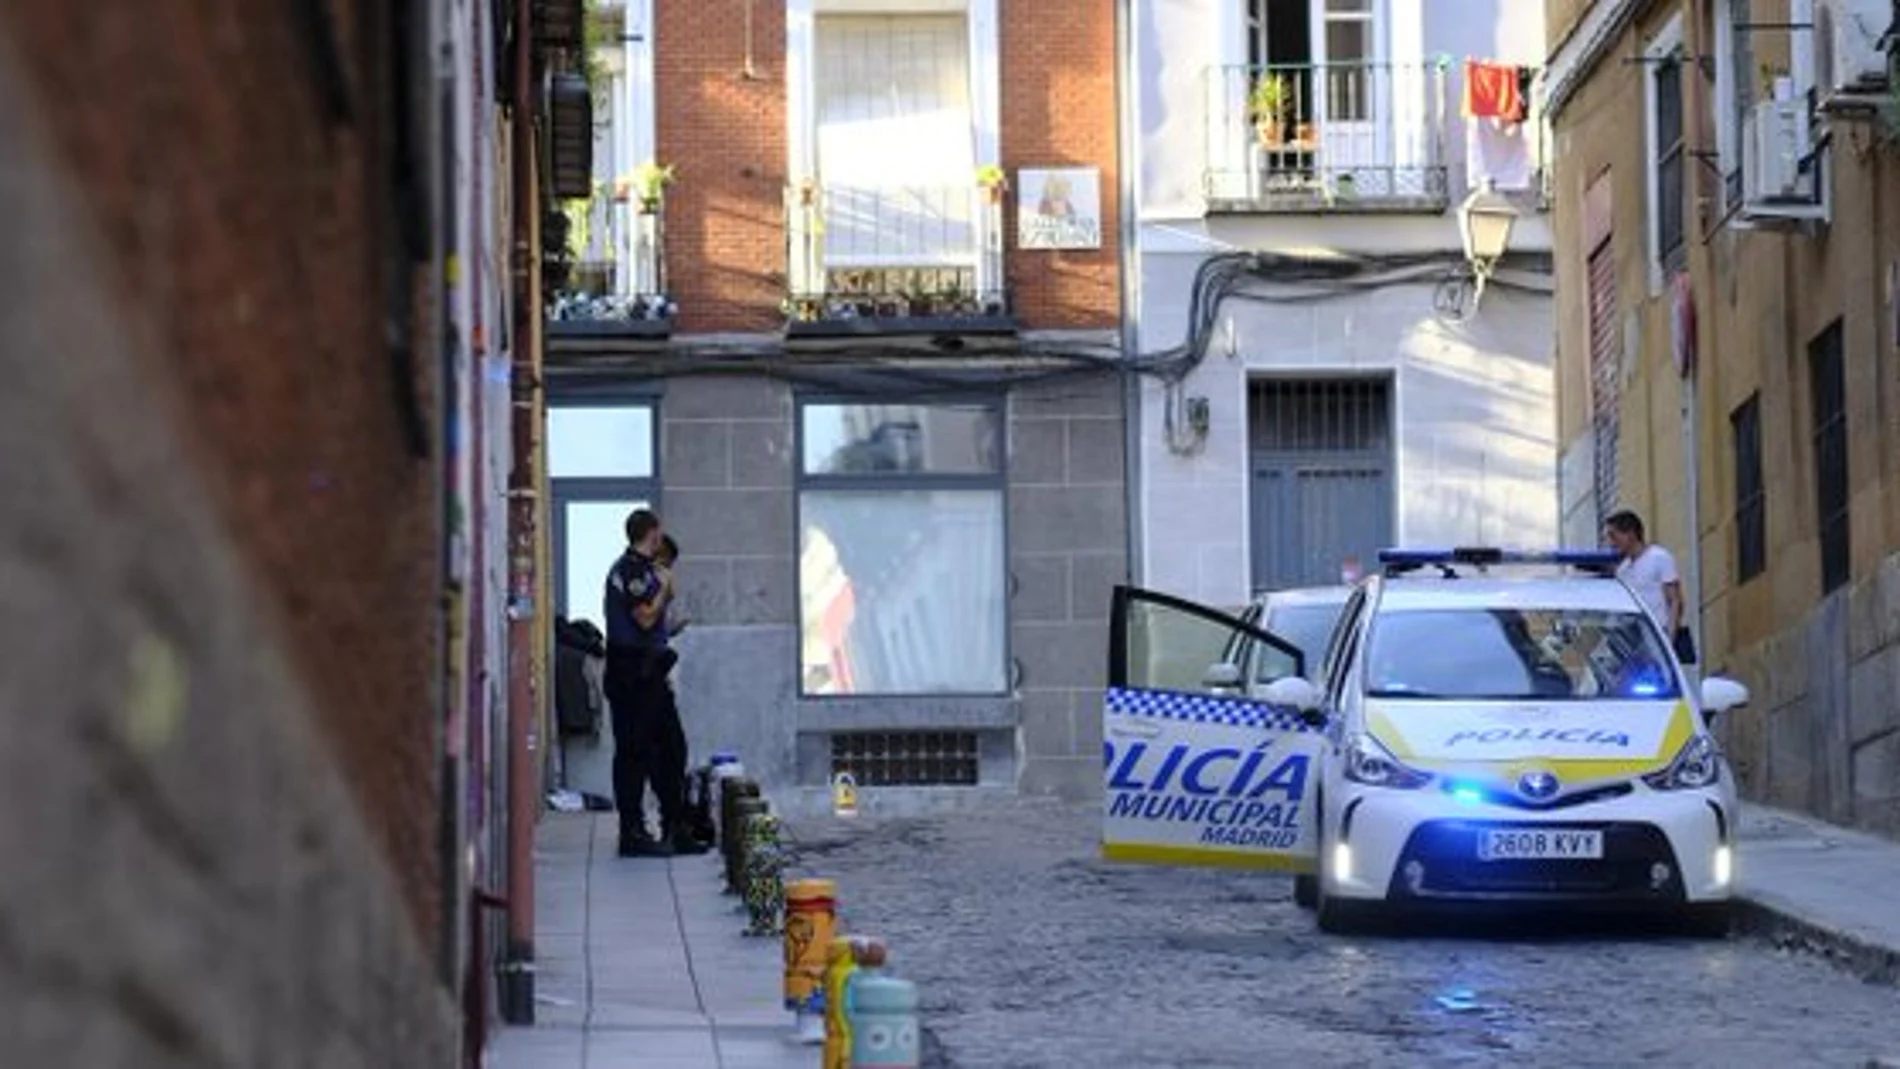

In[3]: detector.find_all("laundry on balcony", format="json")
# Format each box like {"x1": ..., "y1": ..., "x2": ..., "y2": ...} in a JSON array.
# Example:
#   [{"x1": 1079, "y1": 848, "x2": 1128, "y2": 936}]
[
  {"x1": 1461, "y1": 59, "x2": 1529, "y2": 123},
  {"x1": 1461, "y1": 59, "x2": 1538, "y2": 192},
  {"x1": 1466, "y1": 117, "x2": 1537, "y2": 192}
]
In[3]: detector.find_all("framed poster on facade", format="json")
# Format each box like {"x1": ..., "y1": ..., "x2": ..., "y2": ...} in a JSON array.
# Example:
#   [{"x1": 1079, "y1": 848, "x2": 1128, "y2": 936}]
[{"x1": 1016, "y1": 167, "x2": 1103, "y2": 251}]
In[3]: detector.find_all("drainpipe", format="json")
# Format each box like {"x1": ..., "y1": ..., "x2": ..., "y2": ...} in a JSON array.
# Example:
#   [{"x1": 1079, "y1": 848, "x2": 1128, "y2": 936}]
[
  {"x1": 1679, "y1": 7, "x2": 1710, "y2": 685},
  {"x1": 1114, "y1": 0, "x2": 1143, "y2": 585},
  {"x1": 500, "y1": 0, "x2": 540, "y2": 1026}
]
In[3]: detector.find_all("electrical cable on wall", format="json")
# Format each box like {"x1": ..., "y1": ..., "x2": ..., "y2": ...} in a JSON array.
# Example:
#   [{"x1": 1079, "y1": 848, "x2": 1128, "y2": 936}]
[{"x1": 549, "y1": 249, "x2": 1552, "y2": 404}]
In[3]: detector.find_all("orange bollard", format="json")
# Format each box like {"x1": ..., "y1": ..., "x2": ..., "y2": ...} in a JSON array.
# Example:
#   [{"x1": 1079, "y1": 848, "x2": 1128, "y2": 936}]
[{"x1": 783, "y1": 878, "x2": 838, "y2": 1043}]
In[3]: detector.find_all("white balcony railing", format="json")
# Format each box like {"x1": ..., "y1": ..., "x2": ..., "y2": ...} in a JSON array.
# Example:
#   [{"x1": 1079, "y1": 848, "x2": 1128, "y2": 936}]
[
  {"x1": 785, "y1": 183, "x2": 1009, "y2": 323},
  {"x1": 1205, "y1": 60, "x2": 1450, "y2": 210}
]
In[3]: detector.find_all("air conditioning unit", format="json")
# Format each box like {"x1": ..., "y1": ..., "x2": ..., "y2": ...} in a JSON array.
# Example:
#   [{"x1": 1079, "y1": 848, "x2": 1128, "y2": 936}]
[
  {"x1": 1745, "y1": 98, "x2": 1810, "y2": 202},
  {"x1": 1816, "y1": 0, "x2": 1893, "y2": 94}
]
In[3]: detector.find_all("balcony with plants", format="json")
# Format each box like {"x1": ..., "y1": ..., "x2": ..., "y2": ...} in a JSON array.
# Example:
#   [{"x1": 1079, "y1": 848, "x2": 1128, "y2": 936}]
[
  {"x1": 1204, "y1": 59, "x2": 1451, "y2": 213},
  {"x1": 546, "y1": 162, "x2": 677, "y2": 343},
  {"x1": 782, "y1": 165, "x2": 1014, "y2": 340}
]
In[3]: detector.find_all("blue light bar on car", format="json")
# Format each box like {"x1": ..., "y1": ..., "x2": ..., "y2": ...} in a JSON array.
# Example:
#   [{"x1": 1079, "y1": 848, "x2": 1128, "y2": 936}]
[{"x1": 1376, "y1": 547, "x2": 1623, "y2": 569}]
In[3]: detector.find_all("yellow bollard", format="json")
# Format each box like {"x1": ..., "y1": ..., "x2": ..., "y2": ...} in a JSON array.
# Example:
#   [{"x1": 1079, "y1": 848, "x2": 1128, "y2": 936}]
[
  {"x1": 822, "y1": 936, "x2": 861, "y2": 1069},
  {"x1": 783, "y1": 878, "x2": 838, "y2": 1043}
]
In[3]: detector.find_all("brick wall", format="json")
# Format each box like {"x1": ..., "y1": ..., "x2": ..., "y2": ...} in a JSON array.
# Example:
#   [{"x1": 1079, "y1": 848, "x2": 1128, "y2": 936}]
[
  {"x1": 1546, "y1": 0, "x2": 1900, "y2": 839},
  {"x1": 655, "y1": 1, "x2": 790, "y2": 334},
  {"x1": 0, "y1": 1, "x2": 444, "y2": 942},
  {"x1": 0, "y1": 26, "x2": 454, "y2": 1064},
  {"x1": 1001, "y1": 0, "x2": 1121, "y2": 331},
  {"x1": 651, "y1": 1, "x2": 1119, "y2": 335}
]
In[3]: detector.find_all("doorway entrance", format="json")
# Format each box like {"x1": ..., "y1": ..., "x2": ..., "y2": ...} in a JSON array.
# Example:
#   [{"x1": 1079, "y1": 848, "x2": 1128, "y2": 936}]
[{"x1": 1247, "y1": 377, "x2": 1395, "y2": 594}]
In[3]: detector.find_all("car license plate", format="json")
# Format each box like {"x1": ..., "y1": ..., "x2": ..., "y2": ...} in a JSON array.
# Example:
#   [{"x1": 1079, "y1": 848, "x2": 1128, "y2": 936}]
[{"x1": 1477, "y1": 828, "x2": 1604, "y2": 861}]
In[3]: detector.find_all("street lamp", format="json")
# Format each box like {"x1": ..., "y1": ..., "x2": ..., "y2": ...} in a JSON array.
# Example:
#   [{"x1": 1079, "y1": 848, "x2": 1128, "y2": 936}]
[{"x1": 1458, "y1": 177, "x2": 1520, "y2": 313}]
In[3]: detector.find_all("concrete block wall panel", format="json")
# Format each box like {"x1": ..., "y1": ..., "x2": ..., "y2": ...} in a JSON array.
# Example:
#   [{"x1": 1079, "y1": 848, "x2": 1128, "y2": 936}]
[
  {"x1": 0, "y1": 44, "x2": 452, "y2": 1062},
  {"x1": 660, "y1": 378, "x2": 801, "y2": 789},
  {"x1": 0, "y1": 1, "x2": 444, "y2": 939},
  {"x1": 1009, "y1": 372, "x2": 1128, "y2": 800}
]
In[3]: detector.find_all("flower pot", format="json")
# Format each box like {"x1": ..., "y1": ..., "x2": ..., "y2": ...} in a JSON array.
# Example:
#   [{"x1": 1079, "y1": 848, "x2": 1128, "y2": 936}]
[{"x1": 1254, "y1": 119, "x2": 1287, "y2": 148}]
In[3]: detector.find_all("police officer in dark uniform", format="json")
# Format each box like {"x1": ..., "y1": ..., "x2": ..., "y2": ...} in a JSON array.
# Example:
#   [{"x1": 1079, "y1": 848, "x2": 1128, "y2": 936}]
[{"x1": 603, "y1": 508, "x2": 705, "y2": 857}]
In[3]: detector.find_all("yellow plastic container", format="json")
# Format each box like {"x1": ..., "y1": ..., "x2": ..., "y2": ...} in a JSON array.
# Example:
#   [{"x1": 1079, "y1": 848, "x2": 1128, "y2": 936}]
[
  {"x1": 822, "y1": 937, "x2": 860, "y2": 1069},
  {"x1": 783, "y1": 878, "x2": 838, "y2": 1012}
]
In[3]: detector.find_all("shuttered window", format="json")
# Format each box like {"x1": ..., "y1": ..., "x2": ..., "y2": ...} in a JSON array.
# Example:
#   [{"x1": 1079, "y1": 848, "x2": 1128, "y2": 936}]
[
  {"x1": 814, "y1": 15, "x2": 975, "y2": 268},
  {"x1": 1587, "y1": 236, "x2": 1621, "y2": 524}
]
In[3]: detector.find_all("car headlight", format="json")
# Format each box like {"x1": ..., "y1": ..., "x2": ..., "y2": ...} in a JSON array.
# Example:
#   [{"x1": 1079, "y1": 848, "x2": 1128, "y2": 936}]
[
  {"x1": 1642, "y1": 733, "x2": 1723, "y2": 791},
  {"x1": 1343, "y1": 733, "x2": 1433, "y2": 789}
]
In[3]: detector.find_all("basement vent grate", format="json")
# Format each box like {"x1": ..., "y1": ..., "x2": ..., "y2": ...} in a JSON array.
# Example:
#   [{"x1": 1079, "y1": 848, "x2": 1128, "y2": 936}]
[{"x1": 830, "y1": 731, "x2": 980, "y2": 787}]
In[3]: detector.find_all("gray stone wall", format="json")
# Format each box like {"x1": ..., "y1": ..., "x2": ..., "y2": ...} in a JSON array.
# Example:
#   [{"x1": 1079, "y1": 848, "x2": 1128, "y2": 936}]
[
  {"x1": 654, "y1": 370, "x2": 1129, "y2": 807},
  {"x1": 661, "y1": 377, "x2": 804, "y2": 794},
  {"x1": 1720, "y1": 553, "x2": 1900, "y2": 839},
  {"x1": 0, "y1": 63, "x2": 454, "y2": 1064},
  {"x1": 1009, "y1": 374, "x2": 1130, "y2": 801}
]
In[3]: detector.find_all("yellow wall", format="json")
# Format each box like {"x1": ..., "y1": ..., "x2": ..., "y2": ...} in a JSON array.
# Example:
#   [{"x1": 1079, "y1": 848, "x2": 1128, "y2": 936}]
[{"x1": 1550, "y1": 0, "x2": 1900, "y2": 830}]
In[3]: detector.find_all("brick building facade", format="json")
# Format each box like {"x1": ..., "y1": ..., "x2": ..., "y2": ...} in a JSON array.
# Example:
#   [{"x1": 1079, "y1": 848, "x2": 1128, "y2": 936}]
[
  {"x1": 548, "y1": 0, "x2": 1126, "y2": 805},
  {"x1": 0, "y1": 1, "x2": 463, "y2": 1064}
]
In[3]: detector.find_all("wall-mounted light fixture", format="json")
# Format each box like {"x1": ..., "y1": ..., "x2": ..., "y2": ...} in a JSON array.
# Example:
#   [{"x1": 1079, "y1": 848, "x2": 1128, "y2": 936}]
[{"x1": 1458, "y1": 177, "x2": 1520, "y2": 314}]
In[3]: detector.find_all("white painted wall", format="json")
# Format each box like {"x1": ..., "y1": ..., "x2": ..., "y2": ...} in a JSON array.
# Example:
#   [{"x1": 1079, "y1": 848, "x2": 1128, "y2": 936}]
[
  {"x1": 1128, "y1": 1, "x2": 1556, "y2": 607},
  {"x1": 1136, "y1": 250, "x2": 1557, "y2": 606},
  {"x1": 1134, "y1": 0, "x2": 1551, "y2": 225}
]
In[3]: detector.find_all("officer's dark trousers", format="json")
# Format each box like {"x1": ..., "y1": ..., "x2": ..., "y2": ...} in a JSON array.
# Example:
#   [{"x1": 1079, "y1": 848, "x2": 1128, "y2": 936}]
[{"x1": 605, "y1": 651, "x2": 686, "y2": 841}]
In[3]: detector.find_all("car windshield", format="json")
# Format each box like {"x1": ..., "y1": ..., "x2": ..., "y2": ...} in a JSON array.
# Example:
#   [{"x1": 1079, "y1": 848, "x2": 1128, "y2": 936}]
[
  {"x1": 1259, "y1": 603, "x2": 1347, "y2": 679},
  {"x1": 1363, "y1": 607, "x2": 1681, "y2": 701}
]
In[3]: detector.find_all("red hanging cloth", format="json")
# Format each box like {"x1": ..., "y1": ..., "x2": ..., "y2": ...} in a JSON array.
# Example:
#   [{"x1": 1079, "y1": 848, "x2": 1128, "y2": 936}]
[{"x1": 1463, "y1": 60, "x2": 1526, "y2": 122}]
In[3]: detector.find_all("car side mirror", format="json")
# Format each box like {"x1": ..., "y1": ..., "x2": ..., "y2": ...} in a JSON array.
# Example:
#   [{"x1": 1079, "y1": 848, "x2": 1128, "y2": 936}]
[
  {"x1": 1203, "y1": 661, "x2": 1244, "y2": 692},
  {"x1": 1700, "y1": 676, "x2": 1750, "y2": 716},
  {"x1": 1260, "y1": 676, "x2": 1326, "y2": 725}
]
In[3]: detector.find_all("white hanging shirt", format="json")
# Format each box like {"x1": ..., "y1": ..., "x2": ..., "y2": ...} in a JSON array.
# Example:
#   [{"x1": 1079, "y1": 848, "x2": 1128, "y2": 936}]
[{"x1": 1617, "y1": 544, "x2": 1680, "y2": 629}]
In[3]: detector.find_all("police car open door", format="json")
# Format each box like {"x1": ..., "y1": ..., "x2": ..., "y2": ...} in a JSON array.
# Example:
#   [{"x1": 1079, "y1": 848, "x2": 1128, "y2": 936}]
[{"x1": 1101, "y1": 586, "x2": 1324, "y2": 872}]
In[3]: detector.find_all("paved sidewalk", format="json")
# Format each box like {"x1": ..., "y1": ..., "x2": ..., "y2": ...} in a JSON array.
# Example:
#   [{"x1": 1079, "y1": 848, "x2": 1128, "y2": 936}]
[
  {"x1": 1736, "y1": 802, "x2": 1900, "y2": 985},
  {"x1": 487, "y1": 814, "x2": 819, "y2": 1069}
]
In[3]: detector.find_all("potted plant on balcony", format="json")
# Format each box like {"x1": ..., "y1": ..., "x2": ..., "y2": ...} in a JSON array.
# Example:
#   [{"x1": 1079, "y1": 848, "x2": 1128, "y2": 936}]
[
  {"x1": 625, "y1": 161, "x2": 674, "y2": 214},
  {"x1": 1249, "y1": 73, "x2": 1293, "y2": 147},
  {"x1": 976, "y1": 164, "x2": 1008, "y2": 204}
]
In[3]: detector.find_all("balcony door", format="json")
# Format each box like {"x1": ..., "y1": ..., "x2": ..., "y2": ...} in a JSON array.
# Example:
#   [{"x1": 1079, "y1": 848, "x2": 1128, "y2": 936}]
[
  {"x1": 1311, "y1": 0, "x2": 1391, "y2": 195},
  {"x1": 1248, "y1": 0, "x2": 1392, "y2": 196},
  {"x1": 813, "y1": 14, "x2": 976, "y2": 289}
]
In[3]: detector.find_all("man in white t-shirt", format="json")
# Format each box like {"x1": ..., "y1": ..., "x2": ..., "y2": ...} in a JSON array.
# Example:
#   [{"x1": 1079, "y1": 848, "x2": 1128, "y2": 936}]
[{"x1": 1603, "y1": 509, "x2": 1692, "y2": 663}]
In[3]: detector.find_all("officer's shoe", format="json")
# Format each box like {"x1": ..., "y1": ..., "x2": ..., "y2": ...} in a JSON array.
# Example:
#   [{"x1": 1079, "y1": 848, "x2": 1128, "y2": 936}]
[
  {"x1": 668, "y1": 828, "x2": 711, "y2": 856},
  {"x1": 619, "y1": 827, "x2": 670, "y2": 858}
]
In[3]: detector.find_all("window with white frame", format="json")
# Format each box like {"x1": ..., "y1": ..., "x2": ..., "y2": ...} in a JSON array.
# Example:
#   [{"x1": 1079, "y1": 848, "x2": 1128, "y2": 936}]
[
  {"x1": 796, "y1": 398, "x2": 1008, "y2": 697},
  {"x1": 546, "y1": 401, "x2": 661, "y2": 633},
  {"x1": 813, "y1": 14, "x2": 975, "y2": 272},
  {"x1": 1323, "y1": 0, "x2": 1376, "y2": 120},
  {"x1": 1645, "y1": 19, "x2": 1688, "y2": 284},
  {"x1": 1712, "y1": 0, "x2": 1756, "y2": 209}
]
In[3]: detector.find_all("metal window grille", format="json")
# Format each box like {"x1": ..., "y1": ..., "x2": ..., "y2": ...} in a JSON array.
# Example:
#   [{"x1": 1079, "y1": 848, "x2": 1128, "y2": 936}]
[
  {"x1": 1808, "y1": 321, "x2": 1850, "y2": 594},
  {"x1": 1731, "y1": 393, "x2": 1766, "y2": 583},
  {"x1": 1587, "y1": 238, "x2": 1621, "y2": 524},
  {"x1": 1247, "y1": 378, "x2": 1391, "y2": 453},
  {"x1": 830, "y1": 731, "x2": 980, "y2": 787},
  {"x1": 1653, "y1": 56, "x2": 1687, "y2": 271}
]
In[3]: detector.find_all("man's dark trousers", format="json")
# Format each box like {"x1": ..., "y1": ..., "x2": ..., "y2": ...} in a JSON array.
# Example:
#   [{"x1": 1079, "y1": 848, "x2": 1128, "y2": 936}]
[{"x1": 605, "y1": 649, "x2": 686, "y2": 845}]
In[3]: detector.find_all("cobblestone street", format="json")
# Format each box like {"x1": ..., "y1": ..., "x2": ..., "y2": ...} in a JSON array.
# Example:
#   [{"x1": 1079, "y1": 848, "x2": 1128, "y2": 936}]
[{"x1": 789, "y1": 797, "x2": 1900, "y2": 1069}]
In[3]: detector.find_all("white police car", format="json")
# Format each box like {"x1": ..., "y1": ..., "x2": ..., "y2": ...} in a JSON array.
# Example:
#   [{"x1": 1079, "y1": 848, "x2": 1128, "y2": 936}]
[{"x1": 1100, "y1": 547, "x2": 1750, "y2": 936}]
